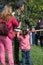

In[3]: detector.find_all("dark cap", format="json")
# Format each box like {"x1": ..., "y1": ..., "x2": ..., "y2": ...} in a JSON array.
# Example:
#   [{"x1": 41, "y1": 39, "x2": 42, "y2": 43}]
[{"x1": 14, "y1": 0, "x2": 24, "y2": 9}]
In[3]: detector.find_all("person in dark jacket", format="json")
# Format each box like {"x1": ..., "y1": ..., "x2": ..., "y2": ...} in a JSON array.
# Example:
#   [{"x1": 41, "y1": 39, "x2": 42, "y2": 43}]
[
  {"x1": 35, "y1": 19, "x2": 43, "y2": 47},
  {"x1": 13, "y1": 0, "x2": 25, "y2": 65}
]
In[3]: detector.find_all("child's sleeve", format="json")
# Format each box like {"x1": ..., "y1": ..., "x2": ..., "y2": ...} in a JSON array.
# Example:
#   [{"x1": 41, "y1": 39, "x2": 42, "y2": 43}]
[{"x1": 17, "y1": 32, "x2": 23, "y2": 40}]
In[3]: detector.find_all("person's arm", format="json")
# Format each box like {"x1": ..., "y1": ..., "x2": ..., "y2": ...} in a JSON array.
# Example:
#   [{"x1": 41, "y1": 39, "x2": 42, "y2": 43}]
[
  {"x1": 12, "y1": 16, "x2": 18, "y2": 27},
  {"x1": 17, "y1": 31, "x2": 23, "y2": 40}
]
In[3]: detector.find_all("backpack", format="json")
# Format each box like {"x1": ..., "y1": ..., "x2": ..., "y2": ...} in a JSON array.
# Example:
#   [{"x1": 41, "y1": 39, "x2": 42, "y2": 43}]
[{"x1": 0, "y1": 22, "x2": 9, "y2": 36}]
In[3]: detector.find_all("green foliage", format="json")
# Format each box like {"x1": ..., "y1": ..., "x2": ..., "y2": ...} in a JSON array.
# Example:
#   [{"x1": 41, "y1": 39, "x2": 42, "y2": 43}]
[
  {"x1": 1, "y1": 0, "x2": 43, "y2": 26},
  {"x1": 24, "y1": 0, "x2": 43, "y2": 26}
]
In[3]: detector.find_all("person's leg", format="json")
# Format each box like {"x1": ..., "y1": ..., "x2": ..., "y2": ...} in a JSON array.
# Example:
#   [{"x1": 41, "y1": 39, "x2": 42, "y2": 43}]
[
  {"x1": 32, "y1": 32, "x2": 35, "y2": 45},
  {"x1": 30, "y1": 32, "x2": 32, "y2": 45},
  {"x1": 35, "y1": 34, "x2": 38, "y2": 45},
  {"x1": 13, "y1": 37, "x2": 19, "y2": 65},
  {"x1": 5, "y1": 37, "x2": 14, "y2": 65},
  {"x1": 26, "y1": 50, "x2": 32, "y2": 65},
  {"x1": 0, "y1": 41, "x2": 6, "y2": 65},
  {"x1": 40, "y1": 36, "x2": 43, "y2": 47},
  {"x1": 22, "y1": 50, "x2": 26, "y2": 65},
  {"x1": 14, "y1": 45, "x2": 19, "y2": 63}
]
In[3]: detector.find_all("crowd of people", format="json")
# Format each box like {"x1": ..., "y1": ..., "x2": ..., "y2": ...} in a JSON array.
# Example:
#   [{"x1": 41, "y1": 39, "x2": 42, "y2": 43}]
[{"x1": 0, "y1": 0, "x2": 43, "y2": 65}]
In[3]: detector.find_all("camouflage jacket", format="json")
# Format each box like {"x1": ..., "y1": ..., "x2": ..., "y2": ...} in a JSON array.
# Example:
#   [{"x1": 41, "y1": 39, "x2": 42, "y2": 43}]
[
  {"x1": 15, "y1": 10, "x2": 25, "y2": 22},
  {"x1": 14, "y1": 10, "x2": 28, "y2": 29}
]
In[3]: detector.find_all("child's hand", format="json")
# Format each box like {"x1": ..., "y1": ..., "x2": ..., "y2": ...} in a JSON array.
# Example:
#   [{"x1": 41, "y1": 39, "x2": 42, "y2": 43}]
[{"x1": 13, "y1": 31, "x2": 18, "y2": 37}]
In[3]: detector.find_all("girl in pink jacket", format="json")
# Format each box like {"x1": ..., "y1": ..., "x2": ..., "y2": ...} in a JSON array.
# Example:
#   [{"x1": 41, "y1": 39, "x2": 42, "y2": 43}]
[
  {"x1": 17, "y1": 28, "x2": 32, "y2": 65},
  {"x1": 0, "y1": 5, "x2": 18, "y2": 65}
]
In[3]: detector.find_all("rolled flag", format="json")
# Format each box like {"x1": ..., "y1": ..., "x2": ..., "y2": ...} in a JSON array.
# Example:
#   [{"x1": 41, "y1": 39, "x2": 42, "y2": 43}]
[
  {"x1": 14, "y1": 25, "x2": 21, "y2": 32},
  {"x1": 12, "y1": 12, "x2": 15, "y2": 16}
]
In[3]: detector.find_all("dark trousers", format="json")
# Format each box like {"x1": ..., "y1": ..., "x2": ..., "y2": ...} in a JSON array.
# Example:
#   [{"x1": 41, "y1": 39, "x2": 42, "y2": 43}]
[
  {"x1": 35, "y1": 34, "x2": 38, "y2": 45},
  {"x1": 22, "y1": 50, "x2": 32, "y2": 65},
  {"x1": 13, "y1": 37, "x2": 19, "y2": 65},
  {"x1": 40, "y1": 36, "x2": 43, "y2": 47}
]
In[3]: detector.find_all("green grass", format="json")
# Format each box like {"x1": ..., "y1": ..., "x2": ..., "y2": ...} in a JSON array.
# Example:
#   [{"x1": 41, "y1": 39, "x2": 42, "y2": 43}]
[
  {"x1": 30, "y1": 45, "x2": 43, "y2": 65},
  {"x1": 19, "y1": 45, "x2": 43, "y2": 65},
  {"x1": 0, "y1": 45, "x2": 43, "y2": 65}
]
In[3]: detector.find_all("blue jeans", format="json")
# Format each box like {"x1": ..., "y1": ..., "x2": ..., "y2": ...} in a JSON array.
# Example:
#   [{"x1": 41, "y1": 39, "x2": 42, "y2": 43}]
[
  {"x1": 22, "y1": 50, "x2": 32, "y2": 65},
  {"x1": 32, "y1": 32, "x2": 35, "y2": 44}
]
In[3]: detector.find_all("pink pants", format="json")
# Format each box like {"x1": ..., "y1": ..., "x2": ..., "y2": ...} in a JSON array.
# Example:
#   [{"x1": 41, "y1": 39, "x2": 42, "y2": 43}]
[{"x1": 0, "y1": 36, "x2": 14, "y2": 65}]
